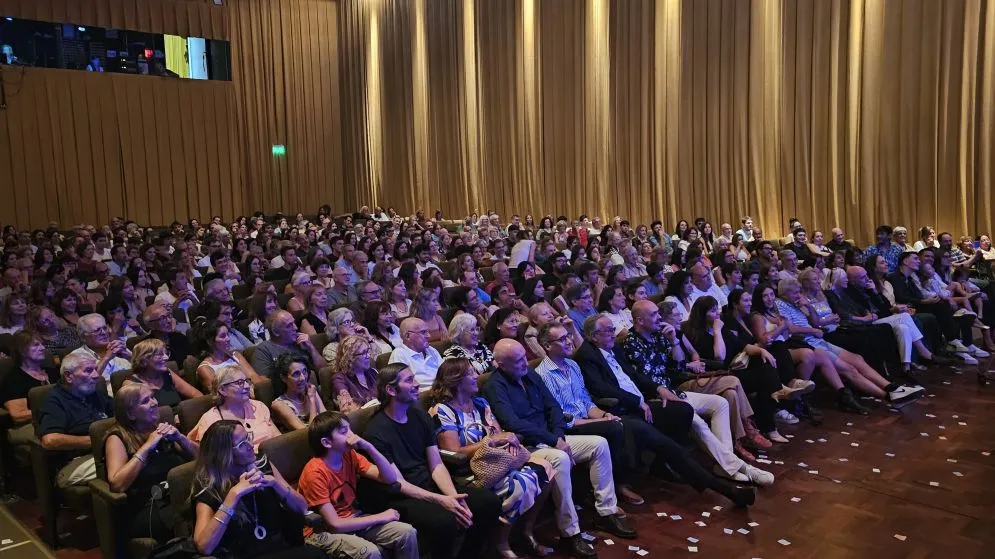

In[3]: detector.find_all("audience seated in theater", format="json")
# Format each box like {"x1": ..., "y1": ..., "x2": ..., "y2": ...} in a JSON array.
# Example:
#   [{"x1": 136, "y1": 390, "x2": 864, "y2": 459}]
[
  {"x1": 134, "y1": 303, "x2": 192, "y2": 364},
  {"x1": 484, "y1": 338, "x2": 636, "y2": 558},
  {"x1": 441, "y1": 313, "x2": 494, "y2": 374},
  {"x1": 104, "y1": 384, "x2": 198, "y2": 543},
  {"x1": 689, "y1": 262, "x2": 727, "y2": 307},
  {"x1": 189, "y1": 420, "x2": 321, "y2": 558},
  {"x1": 597, "y1": 285, "x2": 632, "y2": 336},
  {"x1": 662, "y1": 270, "x2": 694, "y2": 323},
  {"x1": 125, "y1": 338, "x2": 202, "y2": 408},
  {"x1": 331, "y1": 335, "x2": 379, "y2": 413},
  {"x1": 363, "y1": 363, "x2": 502, "y2": 559},
  {"x1": 194, "y1": 319, "x2": 262, "y2": 393},
  {"x1": 187, "y1": 366, "x2": 281, "y2": 452},
  {"x1": 269, "y1": 353, "x2": 324, "y2": 431},
  {"x1": 362, "y1": 300, "x2": 404, "y2": 357},
  {"x1": 38, "y1": 351, "x2": 113, "y2": 488},
  {"x1": 297, "y1": 411, "x2": 419, "y2": 559},
  {"x1": 388, "y1": 317, "x2": 443, "y2": 389},
  {"x1": 775, "y1": 278, "x2": 924, "y2": 406},
  {"x1": 66, "y1": 313, "x2": 131, "y2": 392},
  {"x1": 1, "y1": 331, "x2": 59, "y2": 446},
  {"x1": 409, "y1": 285, "x2": 449, "y2": 343},
  {"x1": 864, "y1": 225, "x2": 904, "y2": 274},
  {"x1": 426, "y1": 358, "x2": 554, "y2": 558},
  {"x1": 320, "y1": 307, "x2": 372, "y2": 363},
  {"x1": 252, "y1": 310, "x2": 325, "y2": 393}
]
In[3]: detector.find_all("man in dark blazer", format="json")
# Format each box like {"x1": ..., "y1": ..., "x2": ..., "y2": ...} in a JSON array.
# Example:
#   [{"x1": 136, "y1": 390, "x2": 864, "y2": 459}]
[{"x1": 572, "y1": 313, "x2": 756, "y2": 507}]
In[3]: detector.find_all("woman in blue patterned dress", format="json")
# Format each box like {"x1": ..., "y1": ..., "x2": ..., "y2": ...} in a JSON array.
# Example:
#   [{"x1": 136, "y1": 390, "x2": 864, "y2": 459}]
[
  {"x1": 426, "y1": 358, "x2": 554, "y2": 558},
  {"x1": 775, "y1": 278, "x2": 924, "y2": 408}
]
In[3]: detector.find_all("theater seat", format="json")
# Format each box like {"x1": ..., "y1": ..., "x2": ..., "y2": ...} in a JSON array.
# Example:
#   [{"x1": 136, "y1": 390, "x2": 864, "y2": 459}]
[{"x1": 88, "y1": 405, "x2": 175, "y2": 559}]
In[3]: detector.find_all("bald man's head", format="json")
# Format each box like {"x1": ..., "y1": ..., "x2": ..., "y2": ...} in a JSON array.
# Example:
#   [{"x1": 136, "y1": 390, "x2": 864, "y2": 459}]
[
  {"x1": 400, "y1": 317, "x2": 429, "y2": 352},
  {"x1": 493, "y1": 338, "x2": 528, "y2": 379},
  {"x1": 690, "y1": 262, "x2": 711, "y2": 290},
  {"x1": 846, "y1": 266, "x2": 868, "y2": 289},
  {"x1": 631, "y1": 300, "x2": 661, "y2": 335}
]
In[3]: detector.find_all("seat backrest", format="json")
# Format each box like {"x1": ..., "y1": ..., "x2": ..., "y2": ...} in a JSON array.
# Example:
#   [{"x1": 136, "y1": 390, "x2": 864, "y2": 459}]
[
  {"x1": 177, "y1": 395, "x2": 215, "y2": 434},
  {"x1": 527, "y1": 357, "x2": 542, "y2": 370},
  {"x1": 253, "y1": 378, "x2": 275, "y2": 407},
  {"x1": 277, "y1": 293, "x2": 293, "y2": 310},
  {"x1": 430, "y1": 340, "x2": 452, "y2": 355},
  {"x1": 477, "y1": 372, "x2": 492, "y2": 392},
  {"x1": 166, "y1": 462, "x2": 197, "y2": 537},
  {"x1": 0, "y1": 334, "x2": 14, "y2": 356},
  {"x1": 27, "y1": 384, "x2": 57, "y2": 432},
  {"x1": 347, "y1": 404, "x2": 380, "y2": 436},
  {"x1": 241, "y1": 345, "x2": 256, "y2": 365},
  {"x1": 110, "y1": 369, "x2": 134, "y2": 395},
  {"x1": 89, "y1": 405, "x2": 173, "y2": 481},
  {"x1": 375, "y1": 351, "x2": 391, "y2": 370},
  {"x1": 316, "y1": 366, "x2": 335, "y2": 409},
  {"x1": 309, "y1": 333, "x2": 330, "y2": 353},
  {"x1": 0, "y1": 358, "x2": 16, "y2": 392},
  {"x1": 258, "y1": 429, "x2": 311, "y2": 485}
]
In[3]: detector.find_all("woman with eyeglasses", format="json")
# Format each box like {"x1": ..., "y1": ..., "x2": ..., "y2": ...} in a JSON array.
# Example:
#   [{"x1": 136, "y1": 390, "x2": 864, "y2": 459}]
[
  {"x1": 190, "y1": 420, "x2": 321, "y2": 558},
  {"x1": 271, "y1": 354, "x2": 325, "y2": 431},
  {"x1": 320, "y1": 307, "x2": 373, "y2": 363},
  {"x1": 104, "y1": 384, "x2": 197, "y2": 543},
  {"x1": 331, "y1": 335, "x2": 379, "y2": 413},
  {"x1": 187, "y1": 366, "x2": 281, "y2": 452},
  {"x1": 125, "y1": 338, "x2": 202, "y2": 408},
  {"x1": 442, "y1": 313, "x2": 494, "y2": 374}
]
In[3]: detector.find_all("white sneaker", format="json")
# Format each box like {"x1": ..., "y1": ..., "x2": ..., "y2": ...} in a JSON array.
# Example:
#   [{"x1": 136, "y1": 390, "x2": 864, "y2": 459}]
[
  {"x1": 739, "y1": 464, "x2": 775, "y2": 487},
  {"x1": 714, "y1": 464, "x2": 749, "y2": 482},
  {"x1": 774, "y1": 409, "x2": 799, "y2": 425},
  {"x1": 956, "y1": 352, "x2": 979, "y2": 365},
  {"x1": 947, "y1": 340, "x2": 970, "y2": 353},
  {"x1": 968, "y1": 345, "x2": 991, "y2": 358},
  {"x1": 887, "y1": 384, "x2": 925, "y2": 404},
  {"x1": 767, "y1": 430, "x2": 790, "y2": 444}
]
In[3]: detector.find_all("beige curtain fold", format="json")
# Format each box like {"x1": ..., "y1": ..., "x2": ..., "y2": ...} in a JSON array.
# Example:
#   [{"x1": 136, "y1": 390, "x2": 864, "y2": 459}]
[
  {"x1": 339, "y1": 0, "x2": 995, "y2": 242},
  {"x1": 0, "y1": 0, "x2": 344, "y2": 228}
]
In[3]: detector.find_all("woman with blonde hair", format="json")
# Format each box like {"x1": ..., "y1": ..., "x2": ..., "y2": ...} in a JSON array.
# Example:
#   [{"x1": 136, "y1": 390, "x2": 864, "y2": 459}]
[
  {"x1": 410, "y1": 287, "x2": 449, "y2": 343},
  {"x1": 426, "y1": 358, "x2": 553, "y2": 558},
  {"x1": 330, "y1": 335, "x2": 378, "y2": 413},
  {"x1": 297, "y1": 285, "x2": 330, "y2": 336},
  {"x1": 104, "y1": 384, "x2": 197, "y2": 542},
  {"x1": 187, "y1": 366, "x2": 281, "y2": 452},
  {"x1": 125, "y1": 338, "x2": 202, "y2": 408}
]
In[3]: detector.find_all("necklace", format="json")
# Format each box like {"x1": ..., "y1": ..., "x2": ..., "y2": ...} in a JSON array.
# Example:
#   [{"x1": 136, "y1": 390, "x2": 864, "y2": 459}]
[{"x1": 250, "y1": 493, "x2": 267, "y2": 540}]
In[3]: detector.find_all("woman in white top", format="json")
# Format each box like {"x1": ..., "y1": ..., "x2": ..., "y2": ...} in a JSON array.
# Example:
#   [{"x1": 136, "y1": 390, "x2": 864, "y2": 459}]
[
  {"x1": 911, "y1": 226, "x2": 938, "y2": 252},
  {"x1": 361, "y1": 301, "x2": 404, "y2": 357},
  {"x1": 662, "y1": 270, "x2": 695, "y2": 324},
  {"x1": 386, "y1": 277, "x2": 412, "y2": 320},
  {"x1": 194, "y1": 319, "x2": 262, "y2": 393},
  {"x1": 597, "y1": 285, "x2": 632, "y2": 336},
  {"x1": 865, "y1": 254, "x2": 897, "y2": 306}
]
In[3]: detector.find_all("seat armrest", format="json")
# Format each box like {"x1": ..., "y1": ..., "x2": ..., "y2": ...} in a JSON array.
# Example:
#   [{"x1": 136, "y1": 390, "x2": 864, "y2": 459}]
[
  {"x1": 595, "y1": 397, "x2": 619, "y2": 410},
  {"x1": 439, "y1": 449, "x2": 470, "y2": 469},
  {"x1": 88, "y1": 479, "x2": 127, "y2": 505}
]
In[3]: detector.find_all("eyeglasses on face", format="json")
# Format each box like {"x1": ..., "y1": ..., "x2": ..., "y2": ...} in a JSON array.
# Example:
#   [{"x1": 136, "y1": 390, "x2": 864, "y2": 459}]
[{"x1": 221, "y1": 378, "x2": 250, "y2": 389}]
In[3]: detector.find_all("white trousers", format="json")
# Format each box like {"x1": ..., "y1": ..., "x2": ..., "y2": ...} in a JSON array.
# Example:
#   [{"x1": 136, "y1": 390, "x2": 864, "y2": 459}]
[
  {"x1": 531, "y1": 434, "x2": 618, "y2": 537},
  {"x1": 683, "y1": 391, "x2": 745, "y2": 476},
  {"x1": 874, "y1": 313, "x2": 923, "y2": 363}
]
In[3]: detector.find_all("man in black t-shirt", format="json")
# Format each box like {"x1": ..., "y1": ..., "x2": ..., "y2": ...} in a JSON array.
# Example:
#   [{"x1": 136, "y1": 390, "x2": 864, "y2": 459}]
[
  {"x1": 363, "y1": 363, "x2": 500, "y2": 559},
  {"x1": 37, "y1": 352, "x2": 113, "y2": 488}
]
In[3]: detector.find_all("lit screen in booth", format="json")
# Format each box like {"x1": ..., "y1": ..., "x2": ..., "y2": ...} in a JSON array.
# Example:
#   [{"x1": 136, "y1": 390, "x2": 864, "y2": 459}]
[{"x1": 0, "y1": 16, "x2": 231, "y2": 81}]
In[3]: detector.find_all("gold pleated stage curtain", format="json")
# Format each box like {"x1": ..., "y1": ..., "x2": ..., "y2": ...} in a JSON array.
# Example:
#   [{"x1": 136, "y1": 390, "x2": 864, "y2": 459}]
[
  {"x1": 0, "y1": 0, "x2": 344, "y2": 228},
  {"x1": 339, "y1": 0, "x2": 995, "y2": 242}
]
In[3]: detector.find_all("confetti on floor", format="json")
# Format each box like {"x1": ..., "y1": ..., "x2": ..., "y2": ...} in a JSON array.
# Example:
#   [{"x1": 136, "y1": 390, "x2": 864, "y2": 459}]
[
  {"x1": 894, "y1": 534, "x2": 907, "y2": 542},
  {"x1": 778, "y1": 539, "x2": 791, "y2": 546}
]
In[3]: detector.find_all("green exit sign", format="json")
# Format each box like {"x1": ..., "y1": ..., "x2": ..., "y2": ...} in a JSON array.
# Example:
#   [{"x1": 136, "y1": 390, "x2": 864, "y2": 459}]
[{"x1": 272, "y1": 144, "x2": 287, "y2": 156}]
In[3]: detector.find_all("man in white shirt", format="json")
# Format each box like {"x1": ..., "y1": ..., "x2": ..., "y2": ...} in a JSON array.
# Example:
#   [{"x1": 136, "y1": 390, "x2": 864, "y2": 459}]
[
  {"x1": 688, "y1": 262, "x2": 727, "y2": 307},
  {"x1": 66, "y1": 314, "x2": 132, "y2": 394},
  {"x1": 413, "y1": 245, "x2": 441, "y2": 275},
  {"x1": 105, "y1": 245, "x2": 129, "y2": 277},
  {"x1": 388, "y1": 317, "x2": 443, "y2": 388},
  {"x1": 734, "y1": 216, "x2": 754, "y2": 243}
]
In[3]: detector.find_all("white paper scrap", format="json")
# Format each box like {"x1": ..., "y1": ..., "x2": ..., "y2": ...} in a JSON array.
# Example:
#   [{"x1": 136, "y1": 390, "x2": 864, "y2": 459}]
[
  {"x1": 748, "y1": 522, "x2": 759, "y2": 527},
  {"x1": 656, "y1": 512, "x2": 667, "y2": 517},
  {"x1": 713, "y1": 505, "x2": 723, "y2": 511},
  {"x1": 958, "y1": 422, "x2": 967, "y2": 426},
  {"x1": 790, "y1": 497, "x2": 801, "y2": 502},
  {"x1": 920, "y1": 432, "x2": 929, "y2": 437},
  {"x1": 797, "y1": 462, "x2": 809, "y2": 468},
  {"x1": 778, "y1": 539, "x2": 791, "y2": 546},
  {"x1": 0, "y1": 539, "x2": 11, "y2": 545},
  {"x1": 808, "y1": 470, "x2": 819, "y2": 474},
  {"x1": 841, "y1": 431, "x2": 850, "y2": 435},
  {"x1": 687, "y1": 537, "x2": 699, "y2": 543},
  {"x1": 872, "y1": 468, "x2": 881, "y2": 473},
  {"x1": 637, "y1": 551, "x2": 649, "y2": 557},
  {"x1": 885, "y1": 453, "x2": 896, "y2": 457},
  {"x1": 947, "y1": 458, "x2": 958, "y2": 463},
  {"x1": 687, "y1": 547, "x2": 697, "y2": 553},
  {"x1": 925, "y1": 413, "x2": 936, "y2": 418},
  {"x1": 774, "y1": 460, "x2": 784, "y2": 465},
  {"x1": 724, "y1": 528, "x2": 733, "y2": 535},
  {"x1": 670, "y1": 515, "x2": 682, "y2": 520},
  {"x1": 628, "y1": 545, "x2": 640, "y2": 551},
  {"x1": 952, "y1": 414, "x2": 959, "y2": 419},
  {"x1": 695, "y1": 521, "x2": 707, "y2": 527},
  {"x1": 851, "y1": 442, "x2": 860, "y2": 447},
  {"x1": 737, "y1": 528, "x2": 750, "y2": 535},
  {"x1": 817, "y1": 438, "x2": 827, "y2": 443},
  {"x1": 580, "y1": 533, "x2": 595, "y2": 542},
  {"x1": 805, "y1": 439, "x2": 815, "y2": 444},
  {"x1": 701, "y1": 512, "x2": 711, "y2": 517},
  {"x1": 604, "y1": 539, "x2": 614, "y2": 545},
  {"x1": 953, "y1": 471, "x2": 963, "y2": 477},
  {"x1": 894, "y1": 534, "x2": 907, "y2": 541},
  {"x1": 839, "y1": 458, "x2": 849, "y2": 462},
  {"x1": 939, "y1": 436, "x2": 948, "y2": 440},
  {"x1": 929, "y1": 481, "x2": 939, "y2": 487},
  {"x1": 983, "y1": 451, "x2": 991, "y2": 456}
]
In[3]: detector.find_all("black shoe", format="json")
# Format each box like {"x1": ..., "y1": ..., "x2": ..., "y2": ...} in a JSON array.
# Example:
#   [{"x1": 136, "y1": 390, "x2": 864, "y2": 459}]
[
  {"x1": 710, "y1": 477, "x2": 757, "y2": 507},
  {"x1": 592, "y1": 513, "x2": 637, "y2": 539},
  {"x1": 561, "y1": 534, "x2": 597, "y2": 558},
  {"x1": 929, "y1": 354, "x2": 957, "y2": 366},
  {"x1": 797, "y1": 397, "x2": 823, "y2": 426},
  {"x1": 838, "y1": 387, "x2": 870, "y2": 415}
]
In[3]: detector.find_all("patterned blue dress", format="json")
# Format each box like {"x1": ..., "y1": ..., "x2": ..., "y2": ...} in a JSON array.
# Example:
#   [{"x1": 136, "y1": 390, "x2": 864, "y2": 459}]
[
  {"x1": 430, "y1": 398, "x2": 547, "y2": 524},
  {"x1": 775, "y1": 299, "x2": 845, "y2": 360}
]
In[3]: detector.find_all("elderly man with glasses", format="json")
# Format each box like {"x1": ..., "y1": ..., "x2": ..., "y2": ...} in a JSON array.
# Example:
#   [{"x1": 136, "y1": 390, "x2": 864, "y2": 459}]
[
  {"x1": 388, "y1": 317, "x2": 443, "y2": 388},
  {"x1": 64, "y1": 313, "x2": 131, "y2": 394},
  {"x1": 132, "y1": 303, "x2": 191, "y2": 365}
]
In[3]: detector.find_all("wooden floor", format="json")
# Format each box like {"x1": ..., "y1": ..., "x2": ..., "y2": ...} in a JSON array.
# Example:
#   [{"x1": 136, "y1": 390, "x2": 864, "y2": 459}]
[{"x1": 3, "y1": 358, "x2": 994, "y2": 559}]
